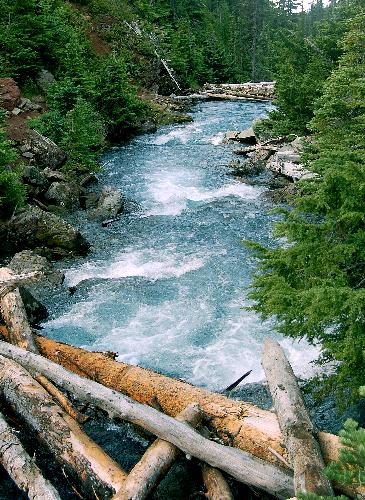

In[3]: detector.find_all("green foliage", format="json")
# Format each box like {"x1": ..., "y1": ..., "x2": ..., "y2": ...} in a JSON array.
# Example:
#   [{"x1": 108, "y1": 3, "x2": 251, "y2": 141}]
[
  {"x1": 0, "y1": 114, "x2": 25, "y2": 217},
  {"x1": 248, "y1": 9, "x2": 365, "y2": 402},
  {"x1": 93, "y1": 56, "x2": 149, "y2": 138}
]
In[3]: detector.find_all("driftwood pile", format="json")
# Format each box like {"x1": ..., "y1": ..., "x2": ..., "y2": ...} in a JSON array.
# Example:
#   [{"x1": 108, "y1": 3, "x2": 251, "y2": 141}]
[{"x1": 0, "y1": 268, "x2": 358, "y2": 499}]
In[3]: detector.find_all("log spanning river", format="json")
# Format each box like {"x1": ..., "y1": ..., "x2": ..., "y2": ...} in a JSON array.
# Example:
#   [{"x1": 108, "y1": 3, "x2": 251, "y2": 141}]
[{"x1": 42, "y1": 100, "x2": 318, "y2": 390}]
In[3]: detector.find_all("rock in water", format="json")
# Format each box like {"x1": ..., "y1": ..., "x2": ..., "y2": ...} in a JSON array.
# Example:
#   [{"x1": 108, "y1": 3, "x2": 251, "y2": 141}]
[
  {"x1": 6, "y1": 206, "x2": 89, "y2": 257},
  {"x1": 90, "y1": 186, "x2": 124, "y2": 222},
  {"x1": 9, "y1": 250, "x2": 65, "y2": 285}
]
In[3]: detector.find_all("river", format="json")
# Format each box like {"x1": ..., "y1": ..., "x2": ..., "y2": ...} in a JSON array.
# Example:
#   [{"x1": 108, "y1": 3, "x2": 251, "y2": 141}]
[{"x1": 42, "y1": 99, "x2": 318, "y2": 391}]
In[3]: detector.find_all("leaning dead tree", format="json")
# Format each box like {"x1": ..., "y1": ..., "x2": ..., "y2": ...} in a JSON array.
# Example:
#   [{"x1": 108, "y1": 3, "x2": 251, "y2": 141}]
[
  {"x1": 262, "y1": 339, "x2": 334, "y2": 496},
  {"x1": 0, "y1": 340, "x2": 295, "y2": 499},
  {"x1": 0, "y1": 410, "x2": 61, "y2": 500}
]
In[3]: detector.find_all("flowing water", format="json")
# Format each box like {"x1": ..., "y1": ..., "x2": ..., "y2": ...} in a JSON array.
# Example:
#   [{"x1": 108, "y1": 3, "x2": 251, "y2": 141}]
[{"x1": 42, "y1": 100, "x2": 318, "y2": 390}]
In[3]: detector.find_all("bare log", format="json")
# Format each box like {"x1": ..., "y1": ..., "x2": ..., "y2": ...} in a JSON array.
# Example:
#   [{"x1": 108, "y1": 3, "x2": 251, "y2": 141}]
[
  {"x1": 18, "y1": 332, "x2": 343, "y2": 472},
  {"x1": 0, "y1": 340, "x2": 295, "y2": 499},
  {"x1": 0, "y1": 268, "x2": 39, "y2": 351},
  {"x1": 0, "y1": 410, "x2": 61, "y2": 500},
  {"x1": 114, "y1": 403, "x2": 203, "y2": 500},
  {"x1": 0, "y1": 270, "x2": 42, "y2": 298},
  {"x1": 201, "y1": 464, "x2": 233, "y2": 500},
  {"x1": 0, "y1": 268, "x2": 87, "y2": 423},
  {"x1": 262, "y1": 339, "x2": 334, "y2": 496},
  {"x1": 0, "y1": 354, "x2": 127, "y2": 498}
]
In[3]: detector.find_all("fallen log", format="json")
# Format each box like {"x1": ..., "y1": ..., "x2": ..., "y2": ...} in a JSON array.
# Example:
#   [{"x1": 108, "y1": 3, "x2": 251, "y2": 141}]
[
  {"x1": 16, "y1": 331, "x2": 342, "y2": 473},
  {"x1": 0, "y1": 354, "x2": 127, "y2": 499},
  {"x1": 114, "y1": 403, "x2": 203, "y2": 500},
  {"x1": 0, "y1": 410, "x2": 61, "y2": 500},
  {"x1": 0, "y1": 270, "x2": 42, "y2": 299},
  {"x1": 262, "y1": 339, "x2": 334, "y2": 496},
  {"x1": 0, "y1": 267, "x2": 87, "y2": 423},
  {"x1": 0, "y1": 341, "x2": 295, "y2": 499},
  {"x1": 0, "y1": 268, "x2": 39, "y2": 351},
  {"x1": 201, "y1": 464, "x2": 233, "y2": 500}
]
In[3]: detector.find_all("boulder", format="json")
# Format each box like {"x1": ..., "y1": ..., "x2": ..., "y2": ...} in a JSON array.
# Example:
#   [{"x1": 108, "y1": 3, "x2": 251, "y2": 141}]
[
  {"x1": 89, "y1": 186, "x2": 124, "y2": 221},
  {"x1": 264, "y1": 183, "x2": 298, "y2": 203},
  {"x1": 36, "y1": 70, "x2": 56, "y2": 93},
  {"x1": 18, "y1": 287, "x2": 49, "y2": 325},
  {"x1": 9, "y1": 250, "x2": 64, "y2": 286},
  {"x1": 0, "y1": 78, "x2": 21, "y2": 111},
  {"x1": 224, "y1": 131, "x2": 239, "y2": 142},
  {"x1": 266, "y1": 145, "x2": 315, "y2": 181},
  {"x1": 42, "y1": 168, "x2": 68, "y2": 182},
  {"x1": 19, "y1": 97, "x2": 42, "y2": 112},
  {"x1": 81, "y1": 191, "x2": 99, "y2": 210},
  {"x1": 232, "y1": 148, "x2": 273, "y2": 177},
  {"x1": 45, "y1": 182, "x2": 80, "y2": 210},
  {"x1": 22, "y1": 165, "x2": 49, "y2": 189},
  {"x1": 236, "y1": 128, "x2": 257, "y2": 144},
  {"x1": 27, "y1": 130, "x2": 66, "y2": 169},
  {"x1": 6, "y1": 206, "x2": 89, "y2": 257}
]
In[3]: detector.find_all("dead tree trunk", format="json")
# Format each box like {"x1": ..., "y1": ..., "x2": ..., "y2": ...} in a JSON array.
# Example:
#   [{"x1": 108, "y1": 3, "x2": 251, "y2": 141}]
[
  {"x1": 0, "y1": 340, "x2": 295, "y2": 499},
  {"x1": 0, "y1": 354, "x2": 127, "y2": 499},
  {"x1": 19, "y1": 331, "x2": 342, "y2": 472},
  {"x1": 201, "y1": 464, "x2": 233, "y2": 500},
  {"x1": 262, "y1": 339, "x2": 334, "y2": 496},
  {"x1": 0, "y1": 268, "x2": 38, "y2": 351},
  {"x1": 0, "y1": 410, "x2": 61, "y2": 500},
  {"x1": 114, "y1": 403, "x2": 203, "y2": 500}
]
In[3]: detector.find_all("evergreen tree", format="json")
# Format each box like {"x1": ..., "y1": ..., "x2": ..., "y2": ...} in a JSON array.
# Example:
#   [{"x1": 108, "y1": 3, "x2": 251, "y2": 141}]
[{"x1": 248, "y1": 9, "x2": 365, "y2": 401}]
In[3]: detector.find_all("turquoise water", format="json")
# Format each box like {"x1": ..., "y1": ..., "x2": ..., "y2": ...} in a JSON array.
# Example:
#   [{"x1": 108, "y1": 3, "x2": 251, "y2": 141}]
[{"x1": 43, "y1": 100, "x2": 317, "y2": 390}]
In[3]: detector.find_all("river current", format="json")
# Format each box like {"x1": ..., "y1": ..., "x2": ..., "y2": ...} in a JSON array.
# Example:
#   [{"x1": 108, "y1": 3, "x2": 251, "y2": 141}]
[{"x1": 42, "y1": 100, "x2": 318, "y2": 390}]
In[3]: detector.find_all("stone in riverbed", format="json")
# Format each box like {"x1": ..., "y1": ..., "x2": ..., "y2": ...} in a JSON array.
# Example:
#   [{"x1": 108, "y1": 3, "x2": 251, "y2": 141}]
[
  {"x1": 236, "y1": 127, "x2": 257, "y2": 144},
  {"x1": 6, "y1": 206, "x2": 90, "y2": 258},
  {"x1": 89, "y1": 186, "x2": 124, "y2": 222},
  {"x1": 9, "y1": 250, "x2": 65, "y2": 285}
]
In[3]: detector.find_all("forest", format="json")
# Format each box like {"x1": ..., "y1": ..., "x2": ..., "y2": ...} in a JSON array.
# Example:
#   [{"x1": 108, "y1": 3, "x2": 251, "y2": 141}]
[{"x1": 0, "y1": 0, "x2": 364, "y2": 498}]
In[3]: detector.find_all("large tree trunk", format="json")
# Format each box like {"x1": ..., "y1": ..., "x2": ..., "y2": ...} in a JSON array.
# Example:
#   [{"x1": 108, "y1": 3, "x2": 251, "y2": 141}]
[
  {"x1": 262, "y1": 340, "x2": 334, "y2": 496},
  {"x1": 114, "y1": 403, "x2": 203, "y2": 500},
  {"x1": 0, "y1": 340, "x2": 295, "y2": 499},
  {"x1": 0, "y1": 410, "x2": 61, "y2": 500},
  {"x1": 17, "y1": 331, "x2": 341, "y2": 470},
  {"x1": 0, "y1": 354, "x2": 127, "y2": 499}
]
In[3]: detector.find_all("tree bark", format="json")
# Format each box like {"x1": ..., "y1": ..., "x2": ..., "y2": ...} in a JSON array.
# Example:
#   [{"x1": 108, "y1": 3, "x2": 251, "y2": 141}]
[
  {"x1": 262, "y1": 339, "x2": 334, "y2": 496},
  {"x1": 201, "y1": 464, "x2": 233, "y2": 500},
  {"x1": 18, "y1": 331, "x2": 342, "y2": 472},
  {"x1": 0, "y1": 354, "x2": 127, "y2": 499},
  {"x1": 114, "y1": 403, "x2": 203, "y2": 500},
  {"x1": 0, "y1": 340, "x2": 295, "y2": 499},
  {"x1": 0, "y1": 268, "x2": 39, "y2": 351},
  {"x1": 0, "y1": 410, "x2": 61, "y2": 500}
]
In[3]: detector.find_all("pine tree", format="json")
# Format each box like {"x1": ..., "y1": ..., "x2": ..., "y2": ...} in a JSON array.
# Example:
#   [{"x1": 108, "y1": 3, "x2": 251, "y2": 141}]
[{"x1": 248, "y1": 8, "x2": 365, "y2": 401}]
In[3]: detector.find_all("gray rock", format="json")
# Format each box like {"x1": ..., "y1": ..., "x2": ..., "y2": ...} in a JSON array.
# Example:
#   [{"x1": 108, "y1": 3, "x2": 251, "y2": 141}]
[
  {"x1": 22, "y1": 152, "x2": 34, "y2": 159},
  {"x1": 18, "y1": 287, "x2": 48, "y2": 325},
  {"x1": 27, "y1": 130, "x2": 66, "y2": 169},
  {"x1": 82, "y1": 192, "x2": 99, "y2": 210},
  {"x1": 267, "y1": 145, "x2": 316, "y2": 181},
  {"x1": 236, "y1": 127, "x2": 256, "y2": 144},
  {"x1": 11, "y1": 107, "x2": 22, "y2": 115},
  {"x1": 22, "y1": 165, "x2": 48, "y2": 188},
  {"x1": 45, "y1": 182, "x2": 80, "y2": 210},
  {"x1": 7, "y1": 206, "x2": 89, "y2": 257},
  {"x1": 90, "y1": 186, "x2": 124, "y2": 221},
  {"x1": 19, "y1": 97, "x2": 41, "y2": 112},
  {"x1": 232, "y1": 148, "x2": 272, "y2": 177},
  {"x1": 9, "y1": 250, "x2": 64, "y2": 286},
  {"x1": 36, "y1": 70, "x2": 56, "y2": 93},
  {"x1": 224, "y1": 131, "x2": 239, "y2": 142},
  {"x1": 42, "y1": 168, "x2": 67, "y2": 182}
]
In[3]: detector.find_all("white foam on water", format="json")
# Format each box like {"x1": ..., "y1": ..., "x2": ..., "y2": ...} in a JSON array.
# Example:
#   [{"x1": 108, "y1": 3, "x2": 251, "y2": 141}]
[
  {"x1": 144, "y1": 117, "x2": 221, "y2": 146},
  {"x1": 145, "y1": 168, "x2": 263, "y2": 216},
  {"x1": 65, "y1": 248, "x2": 208, "y2": 287},
  {"x1": 208, "y1": 132, "x2": 225, "y2": 145}
]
